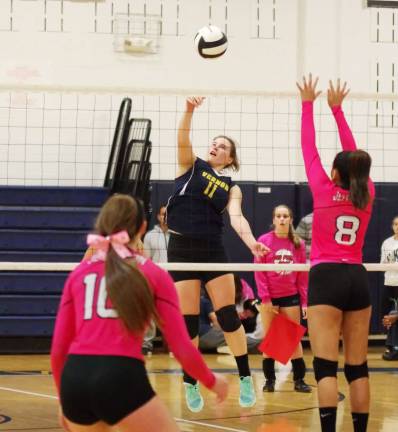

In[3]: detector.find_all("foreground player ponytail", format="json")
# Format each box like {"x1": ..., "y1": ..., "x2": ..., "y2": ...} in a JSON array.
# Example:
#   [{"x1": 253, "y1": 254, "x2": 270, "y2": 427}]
[
  {"x1": 95, "y1": 195, "x2": 160, "y2": 333},
  {"x1": 348, "y1": 150, "x2": 371, "y2": 210}
]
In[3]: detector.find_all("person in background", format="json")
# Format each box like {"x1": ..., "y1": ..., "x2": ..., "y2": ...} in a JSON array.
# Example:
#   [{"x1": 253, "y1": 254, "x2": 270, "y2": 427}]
[
  {"x1": 142, "y1": 205, "x2": 170, "y2": 354},
  {"x1": 295, "y1": 212, "x2": 313, "y2": 260},
  {"x1": 198, "y1": 294, "x2": 226, "y2": 352},
  {"x1": 144, "y1": 205, "x2": 170, "y2": 263},
  {"x1": 255, "y1": 204, "x2": 311, "y2": 393},
  {"x1": 51, "y1": 194, "x2": 228, "y2": 432},
  {"x1": 217, "y1": 276, "x2": 264, "y2": 355},
  {"x1": 380, "y1": 215, "x2": 398, "y2": 360}
]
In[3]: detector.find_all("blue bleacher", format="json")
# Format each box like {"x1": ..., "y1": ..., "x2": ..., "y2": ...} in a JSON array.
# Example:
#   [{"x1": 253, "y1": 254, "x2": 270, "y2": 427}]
[{"x1": 0, "y1": 186, "x2": 108, "y2": 345}]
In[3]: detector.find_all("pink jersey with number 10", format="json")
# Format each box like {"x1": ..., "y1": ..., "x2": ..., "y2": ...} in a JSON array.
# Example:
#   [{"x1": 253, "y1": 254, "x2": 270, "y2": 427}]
[{"x1": 301, "y1": 101, "x2": 375, "y2": 266}]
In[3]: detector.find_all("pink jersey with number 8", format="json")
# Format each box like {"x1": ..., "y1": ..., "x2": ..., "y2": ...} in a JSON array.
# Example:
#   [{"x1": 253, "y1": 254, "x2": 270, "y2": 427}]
[{"x1": 300, "y1": 102, "x2": 375, "y2": 266}]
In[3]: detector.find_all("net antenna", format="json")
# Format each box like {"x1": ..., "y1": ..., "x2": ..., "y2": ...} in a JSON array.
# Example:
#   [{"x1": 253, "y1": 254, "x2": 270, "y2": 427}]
[{"x1": 113, "y1": 13, "x2": 161, "y2": 55}]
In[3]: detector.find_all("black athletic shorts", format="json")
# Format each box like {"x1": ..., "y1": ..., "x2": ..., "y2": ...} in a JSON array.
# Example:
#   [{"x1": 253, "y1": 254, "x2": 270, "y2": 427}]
[
  {"x1": 308, "y1": 263, "x2": 371, "y2": 311},
  {"x1": 167, "y1": 233, "x2": 230, "y2": 284},
  {"x1": 60, "y1": 355, "x2": 155, "y2": 426},
  {"x1": 271, "y1": 293, "x2": 300, "y2": 308}
]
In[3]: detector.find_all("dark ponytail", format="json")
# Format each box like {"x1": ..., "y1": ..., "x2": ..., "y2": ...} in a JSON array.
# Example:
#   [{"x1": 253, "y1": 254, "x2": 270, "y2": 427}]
[
  {"x1": 348, "y1": 150, "x2": 371, "y2": 210},
  {"x1": 95, "y1": 194, "x2": 160, "y2": 333},
  {"x1": 332, "y1": 150, "x2": 372, "y2": 210}
]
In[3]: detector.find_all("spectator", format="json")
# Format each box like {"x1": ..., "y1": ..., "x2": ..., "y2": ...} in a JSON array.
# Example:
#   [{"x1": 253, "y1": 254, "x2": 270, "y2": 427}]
[
  {"x1": 380, "y1": 215, "x2": 398, "y2": 360},
  {"x1": 295, "y1": 212, "x2": 313, "y2": 260},
  {"x1": 382, "y1": 309, "x2": 398, "y2": 361},
  {"x1": 142, "y1": 205, "x2": 170, "y2": 354},
  {"x1": 198, "y1": 295, "x2": 226, "y2": 352},
  {"x1": 144, "y1": 205, "x2": 169, "y2": 263}
]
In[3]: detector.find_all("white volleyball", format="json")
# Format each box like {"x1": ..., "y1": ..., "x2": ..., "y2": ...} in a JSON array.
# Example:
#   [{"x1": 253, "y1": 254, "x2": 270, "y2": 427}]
[{"x1": 194, "y1": 25, "x2": 228, "y2": 59}]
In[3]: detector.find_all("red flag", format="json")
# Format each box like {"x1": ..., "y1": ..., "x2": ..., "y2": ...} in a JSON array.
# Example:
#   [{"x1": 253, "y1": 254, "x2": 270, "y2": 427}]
[{"x1": 258, "y1": 313, "x2": 306, "y2": 364}]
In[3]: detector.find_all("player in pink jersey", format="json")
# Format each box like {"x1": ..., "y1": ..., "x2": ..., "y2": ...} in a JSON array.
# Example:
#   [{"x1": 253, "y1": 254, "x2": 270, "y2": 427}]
[
  {"x1": 255, "y1": 205, "x2": 311, "y2": 394},
  {"x1": 297, "y1": 75, "x2": 374, "y2": 432},
  {"x1": 51, "y1": 195, "x2": 228, "y2": 432}
]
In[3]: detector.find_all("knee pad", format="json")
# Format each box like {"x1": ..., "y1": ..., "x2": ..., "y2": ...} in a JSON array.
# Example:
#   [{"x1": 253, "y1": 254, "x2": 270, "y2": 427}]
[
  {"x1": 215, "y1": 305, "x2": 241, "y2": 333},
  {"x1": 183, "y1": 315, "x2": 199, "y2": 339},
  {"x1": 313, "y1": 357, "x2": 338, "y2": 383},
  {"x1": 344, "y1": 362, "x2": 368, "y2": 384}
]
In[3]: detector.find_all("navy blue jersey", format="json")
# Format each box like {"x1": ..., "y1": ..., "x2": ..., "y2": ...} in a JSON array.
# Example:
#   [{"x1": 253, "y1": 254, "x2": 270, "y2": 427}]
[{"x1": 166, "y1": 158, "x2": 233, "y2": 238}]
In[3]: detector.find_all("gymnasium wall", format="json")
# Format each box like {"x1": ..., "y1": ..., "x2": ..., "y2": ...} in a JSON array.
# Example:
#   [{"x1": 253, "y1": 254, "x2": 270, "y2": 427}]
[{"x1": 0, "y1": 0, "x2": 397, "y2": 184}]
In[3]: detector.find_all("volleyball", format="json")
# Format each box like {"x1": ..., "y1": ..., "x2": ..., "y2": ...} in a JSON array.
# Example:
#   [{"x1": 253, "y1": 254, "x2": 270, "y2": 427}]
[{"x1": 194, "y1": 25, "x2": 228, "y2": 59}]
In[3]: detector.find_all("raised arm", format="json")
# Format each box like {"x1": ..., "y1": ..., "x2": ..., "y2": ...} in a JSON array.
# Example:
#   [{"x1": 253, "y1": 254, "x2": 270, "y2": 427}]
[
  {"x1": 296, "y1": 74, "x2": 330, "y2": 191},
  {"x1": 177, "y1": 97, "x2": 204, "y2": 176},
  {"x1": 327, "y1": 79, "x2": 356, "y2": 151},
  {"x1": 227, "y1": 185, "x2": 269, "y2": 258}
]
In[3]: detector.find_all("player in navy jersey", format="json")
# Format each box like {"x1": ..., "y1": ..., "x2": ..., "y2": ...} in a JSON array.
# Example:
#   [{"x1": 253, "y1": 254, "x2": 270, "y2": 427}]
[
  {"x1": 166, "y1": 97, "x2": 268, "y2": 412},
  {"x1": 297, "y1": 76, "x2": 374, "y2": 432}
]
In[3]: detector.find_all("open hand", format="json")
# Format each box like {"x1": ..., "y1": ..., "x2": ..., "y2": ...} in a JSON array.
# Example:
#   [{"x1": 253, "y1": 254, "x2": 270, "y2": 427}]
[
  {"x1": 251, "y1": 242, "x2": 270, "y2": 258},
  {"x1": 186, "y1": 96, "x2": 205, "y2": 111},
  {"x1": 327, "y1": 79, "x2": 350, "y2": 108},
  {"x1": 212, "y1": 373, "x2": 229, "y2": 403},
  {"x1": 296, "y1": 73, "x2": 322, "y2": 102},
  {"x1": 383, "y1": 314, "x2": 398, "y2": 329}
]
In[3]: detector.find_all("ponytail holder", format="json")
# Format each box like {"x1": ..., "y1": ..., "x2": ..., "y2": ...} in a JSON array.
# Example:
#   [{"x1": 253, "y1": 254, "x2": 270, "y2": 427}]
[{"x1": 86, "y1": 230, "x2": 133, "y2": 260}]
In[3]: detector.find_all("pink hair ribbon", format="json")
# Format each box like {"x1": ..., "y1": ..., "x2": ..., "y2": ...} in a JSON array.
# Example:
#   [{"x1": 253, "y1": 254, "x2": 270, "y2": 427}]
[{"x1": 86, "y1": 230, "x2": 133, "y2": 260}]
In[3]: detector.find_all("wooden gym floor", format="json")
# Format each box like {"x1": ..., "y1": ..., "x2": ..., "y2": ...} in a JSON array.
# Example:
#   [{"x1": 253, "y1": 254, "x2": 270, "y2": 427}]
[{"x1": 0, "y1": 348, "x2": 397, "y2": 431}]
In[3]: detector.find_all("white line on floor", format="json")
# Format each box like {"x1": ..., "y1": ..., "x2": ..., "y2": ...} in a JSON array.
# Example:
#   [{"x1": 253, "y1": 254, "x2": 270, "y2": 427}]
[
  {"x1": 0, "y1": 386, "x2": 57, "y2": 399},
  {"x1": 0, "y1": 386, "x2": 248, "y2": 432},
  {"x1": 175, "y1": 418, "x2": 248, "y2": 432}
]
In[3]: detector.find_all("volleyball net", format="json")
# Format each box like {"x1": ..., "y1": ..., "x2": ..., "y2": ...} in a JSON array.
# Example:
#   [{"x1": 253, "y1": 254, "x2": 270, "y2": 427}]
[
  {"x1": 1, "y1": 88, "x2": 398, "y2": 186},
  {"x1": 0, "y1": 262, "x2": 398, "y2": 272}
]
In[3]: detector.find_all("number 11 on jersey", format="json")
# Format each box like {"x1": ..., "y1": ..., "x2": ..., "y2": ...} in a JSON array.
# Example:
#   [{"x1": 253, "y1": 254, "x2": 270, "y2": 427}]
[{"x1": 203, "y1": 181, "x2": 218, "y2": 198}]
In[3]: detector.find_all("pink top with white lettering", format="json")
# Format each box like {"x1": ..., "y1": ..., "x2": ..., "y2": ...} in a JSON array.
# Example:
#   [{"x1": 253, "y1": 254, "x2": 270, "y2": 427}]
[
  {"x1": 254, "y1": 231, "x2": 308, "y2": 306},
  {"x1": 50, "y1": 255, "x2": 215, "y2": 393},
  {"x1": 301, "y1": 102, "x2": 375, "y2": 266}
]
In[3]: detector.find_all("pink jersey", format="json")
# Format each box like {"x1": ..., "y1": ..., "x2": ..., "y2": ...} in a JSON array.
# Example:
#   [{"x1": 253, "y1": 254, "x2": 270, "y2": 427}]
[
  {"x1": 51, "y1": 254, "x2": 215, "y2": 393},
  {"x1": 254, "y1": 231, "x2": 308, "y2": 306},
  {"x1": 301, "y1": 102, "x2": 375, "y2": 266}
]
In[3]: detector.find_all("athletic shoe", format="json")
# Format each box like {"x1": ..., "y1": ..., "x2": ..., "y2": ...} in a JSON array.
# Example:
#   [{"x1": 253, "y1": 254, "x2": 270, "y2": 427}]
[
  {"x1": 239, "y1": 376, "x2": 256, "y2": 407},
  {"x1": 262, "y1": 379, "x2": 275, "y2": 392},
  {"x1": 184, "y1": 383, "x2": 204, "y2": 412},
  {"x1": 216, "y1": 345, "x2": 232, "y2": 355},
  {"x1": 382, "y1": 348, "x2": 398, "y2": 361},
  {"x1": 294, "y1": 379, "x2": 312, "y2": 393}
]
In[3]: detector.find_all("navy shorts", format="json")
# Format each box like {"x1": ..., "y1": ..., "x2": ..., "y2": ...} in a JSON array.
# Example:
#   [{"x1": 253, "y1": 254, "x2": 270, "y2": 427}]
[
  {"x1": 60, "y1": 355, "x2": 155, "y2": 426},
  {"x1": 167, "y1": 233, "x2": 230, "y2": 284},
  {"x1": 271, "y1": 293, "x2": 300, "y2": 308},
  {"x1": 308, "y1": 263, "x2": 371, "y2": 311}
]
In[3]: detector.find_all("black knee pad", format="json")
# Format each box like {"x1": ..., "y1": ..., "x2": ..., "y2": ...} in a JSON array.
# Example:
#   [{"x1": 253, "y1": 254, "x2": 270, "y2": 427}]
[
  {"x1": 313, "y1": 357, "x2": 338, "y2": 383},
  {"x1": 344, "y1": 362, "x2": 368, "y2": 384},
  {"x1": 183, "y1": 315, "x2": 199, "y2": 339},
  {"x1": 215, "y1": 305, "x2": 241, "y2": 332}
]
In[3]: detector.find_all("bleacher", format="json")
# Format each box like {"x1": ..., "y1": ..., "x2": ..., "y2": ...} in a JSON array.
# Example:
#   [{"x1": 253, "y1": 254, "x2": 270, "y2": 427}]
[{"x1": 0, "y1": 98, "x2": 152, "y2": 352}]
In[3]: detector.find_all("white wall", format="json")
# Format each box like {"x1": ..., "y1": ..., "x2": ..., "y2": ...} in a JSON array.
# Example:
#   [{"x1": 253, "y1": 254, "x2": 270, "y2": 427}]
[{"x1": 0, "y1": 0, "x2": 397, "y2": 185}]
